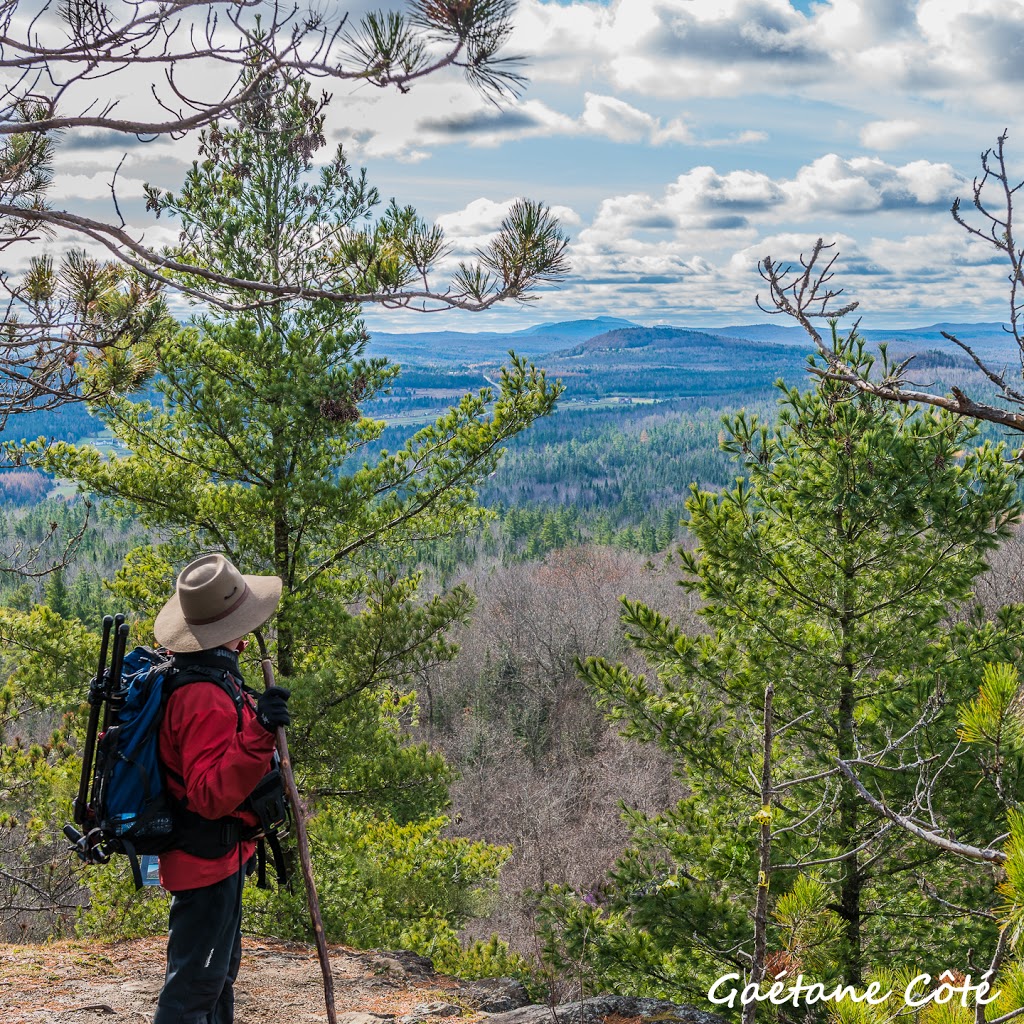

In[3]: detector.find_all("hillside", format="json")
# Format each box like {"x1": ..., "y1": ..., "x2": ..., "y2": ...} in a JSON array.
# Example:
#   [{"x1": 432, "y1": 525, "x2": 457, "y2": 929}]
[
  {"x1": 364, "y1": 318, "x2": 641, "y2": 362},
  {"x1": 707, "y1": 321, "x2": 1019, "y2": 359},
  {"x1": 4, "y1": 317, "x2": 1012, "y2": 452},
  {"x1": 518, "y1": 316, "x2": 641, "y2": 339},
  {"x1": 555, "y1": 324, "x2": 795, "y2": 362},
  {"x1": 1, "y1": 315, "x2": 1014, "y2": 535},
  {"x1": 525, "y1": 324, "x2": 810, "y2": 402}
]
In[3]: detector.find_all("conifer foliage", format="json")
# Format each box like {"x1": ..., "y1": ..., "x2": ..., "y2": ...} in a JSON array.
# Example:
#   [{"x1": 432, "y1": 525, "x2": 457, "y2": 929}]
[
  {"x1": 542, "y1": 339, "x2": 1024, "y2": 1001},
  {"x1": 0, "y1": 0, "x2": 547, "y2": 420},
  {"x1": 22, "y1": 69, "x2": 564, "y2": 949}
]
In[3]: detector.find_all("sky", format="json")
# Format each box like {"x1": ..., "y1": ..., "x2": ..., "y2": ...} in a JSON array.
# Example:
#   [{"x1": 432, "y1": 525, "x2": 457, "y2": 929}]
[{"x1": 37, "y1": 0, "x2": 1024, "y2": 333}]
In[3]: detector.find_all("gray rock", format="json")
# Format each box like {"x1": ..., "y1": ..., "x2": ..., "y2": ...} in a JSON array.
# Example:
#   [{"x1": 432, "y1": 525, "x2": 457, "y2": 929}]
[
  {"x1": 369, "y1": 955, "x2": 409, "y2": 980},
  {"x1": 337, "y1": 1014, "x2": 395, "y2": 1024},
  {"x1": 485, "y1": 996, "x2": 725, "y2": 1024},
  {"x1": 457, "y1": 978, "x2": 532, "y2": 1013},
  {"x1": 369, "y1": 950, "x2": 437, "y2": 978},
  {"x1": 398, "y1": 1002, "x2": 464, "y2": 1023},
  {"x1": 478, "y1": 1007, "x2": 550, "y2": 1024},
  {"x1": 390, "y1": 950, "x2": 438, "y2": 975},
  {"x1": 121, "y1": 979, "x2": 163, "y2": 997}
]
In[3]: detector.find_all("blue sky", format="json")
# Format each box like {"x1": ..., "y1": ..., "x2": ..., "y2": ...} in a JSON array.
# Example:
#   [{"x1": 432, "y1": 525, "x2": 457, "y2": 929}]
[{"x1": 45, "y1": 0, "x2": 1024, "y2": 334}]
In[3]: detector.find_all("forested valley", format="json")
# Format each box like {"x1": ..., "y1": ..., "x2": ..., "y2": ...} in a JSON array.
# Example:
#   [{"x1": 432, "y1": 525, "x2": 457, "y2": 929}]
[
  {"x1": 7, "y1": 310, "x2": 1024, "y2": 1011},
  {"x1": 6, "y1": 39, "x2": 1024, "y2": 1024}
]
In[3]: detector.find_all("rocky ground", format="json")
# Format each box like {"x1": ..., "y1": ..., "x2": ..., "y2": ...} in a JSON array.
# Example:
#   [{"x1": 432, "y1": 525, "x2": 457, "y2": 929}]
[{"x1": 0, "y1": 937, "x2": 726, "y2": 1024}]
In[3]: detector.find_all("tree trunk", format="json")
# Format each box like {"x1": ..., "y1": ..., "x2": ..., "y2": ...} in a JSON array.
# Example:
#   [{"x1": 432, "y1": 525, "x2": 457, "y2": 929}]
[
  {"x1": 837, "y1": 669, "x2": 862, "y2": 983},
  {"x1": 837, "y1": 505, "x2": 862, "y2": 984},
  {"x1": 742, "y1": 682, "x2": 775, "y2": 1024},
  {"x1": 273, "y1": 442, "x2": 294, "y2": 677}
]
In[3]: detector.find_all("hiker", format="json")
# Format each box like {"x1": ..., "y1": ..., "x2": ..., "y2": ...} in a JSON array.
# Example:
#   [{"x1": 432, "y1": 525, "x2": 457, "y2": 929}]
[{"x1": 151, "y1": 553, "x2": 292, "y2": 1024}]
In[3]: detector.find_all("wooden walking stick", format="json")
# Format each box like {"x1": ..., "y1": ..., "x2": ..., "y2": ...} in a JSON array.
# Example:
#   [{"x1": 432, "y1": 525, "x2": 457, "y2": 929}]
[{"x1": 260, "y1": 656, "x2": 337, "y2": 1024}]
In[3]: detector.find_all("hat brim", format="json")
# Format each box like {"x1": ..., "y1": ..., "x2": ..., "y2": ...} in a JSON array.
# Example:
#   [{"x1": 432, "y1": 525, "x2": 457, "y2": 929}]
[{"x1": 154, "y1": 574, "x2": 283, "y2": 653}]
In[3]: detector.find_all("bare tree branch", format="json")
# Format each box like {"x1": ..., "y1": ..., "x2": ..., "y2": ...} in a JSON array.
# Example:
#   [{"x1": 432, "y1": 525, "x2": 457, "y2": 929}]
[
  {"x1": 836, "y1": 759, "x2": 1006, "y2": 864},
  {"x1": 0, "y1": 493, "x2": 92, "y2": 577},
  {"x1": 758, "y1": 132, "x2": 1024, "y2": 434},
  {"x1": 0, "y1": 0, "x2": 544, "y2": 425}
]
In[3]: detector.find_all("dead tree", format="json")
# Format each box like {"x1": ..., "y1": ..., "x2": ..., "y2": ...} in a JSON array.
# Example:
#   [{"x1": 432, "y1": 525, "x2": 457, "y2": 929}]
[{"x1": 758, "y1": 131, "x2": 1024, "y2": 433}]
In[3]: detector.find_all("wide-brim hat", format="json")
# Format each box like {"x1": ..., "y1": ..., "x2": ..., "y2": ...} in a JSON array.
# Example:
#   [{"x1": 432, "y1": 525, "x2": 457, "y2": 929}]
[{"x1": 154, "y1": 553, "x2": 283, "y2": 653}]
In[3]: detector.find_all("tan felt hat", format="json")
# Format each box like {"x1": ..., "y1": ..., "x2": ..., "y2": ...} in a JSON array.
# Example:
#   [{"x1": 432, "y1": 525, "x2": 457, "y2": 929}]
[{"x1": 154, "y1": 553, "x2": 282, "y2": 653}]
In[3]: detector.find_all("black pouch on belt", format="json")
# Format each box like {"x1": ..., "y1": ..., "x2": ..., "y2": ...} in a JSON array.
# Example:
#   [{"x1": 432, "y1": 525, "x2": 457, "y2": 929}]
[{"x1": 248, "y1": 768, "x2": 289, "y2": 836}]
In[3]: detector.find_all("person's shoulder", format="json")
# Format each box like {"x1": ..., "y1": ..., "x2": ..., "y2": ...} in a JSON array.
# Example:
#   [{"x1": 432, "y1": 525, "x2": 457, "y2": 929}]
[{"x1": 165, "y1": 677, "x2": 240, "y2": 720}]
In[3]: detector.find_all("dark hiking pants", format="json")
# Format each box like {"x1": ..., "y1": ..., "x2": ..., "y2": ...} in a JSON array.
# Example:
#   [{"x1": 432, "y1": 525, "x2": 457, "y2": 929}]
[{"x1": 152, "y1": 866, "x2": 245, "y2": 1024}]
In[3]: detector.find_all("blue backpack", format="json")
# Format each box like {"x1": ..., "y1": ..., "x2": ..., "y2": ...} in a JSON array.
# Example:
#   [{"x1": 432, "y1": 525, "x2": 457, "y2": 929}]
[
  {"x1": 69, "y1": 640, "x2": 289, "y2": 889},
  {"x1": 93, "y1": 646, "x2": 179, "y2": 852}
]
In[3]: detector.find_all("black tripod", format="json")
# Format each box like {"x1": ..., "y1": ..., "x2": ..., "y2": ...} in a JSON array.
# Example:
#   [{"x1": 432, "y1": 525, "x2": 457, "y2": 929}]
[{"x1": 64, "y1": 613, "x2": 129, "y2": 864}]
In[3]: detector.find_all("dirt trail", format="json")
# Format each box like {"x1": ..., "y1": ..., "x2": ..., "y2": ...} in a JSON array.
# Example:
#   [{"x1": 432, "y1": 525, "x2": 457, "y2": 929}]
[{"x1": 0, "y1": 936, "x2": 471, "y2": 1024}]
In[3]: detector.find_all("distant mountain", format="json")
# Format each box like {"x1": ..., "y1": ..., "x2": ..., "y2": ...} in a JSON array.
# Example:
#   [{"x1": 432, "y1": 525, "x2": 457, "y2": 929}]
[
  {"x1": 533, "y1": 325, "x2": 812, "y2": 403},
  {"x1": 709, "y1": 323, "x2": 807, "y2": 344},
  {"x1": 877, "y1": 321, "x2": 1006, "y2": 335},
  {"x1": 709, "y1": 321, "x2": 1019, "y2": 361},
  {"x1": 12, "y1": 318, "x2": 1015, "y2": 458},
  {"x1": 572, "y1": 326, "x2": 719, "y2": 352},
  {"x1": 858, "y1": 323, "x2": 1018, "y2": 362},
  {"x1": 367, "y1": 318, "x2": 1020, "y2": 365},
  {"x1": 518, "y1": 316, "x2": 641, "y2": 339},
  {"x1": 558, "y1": 325, "x2": 799, "y2": 366},
  {"x1": 367, "y1": 317, "x2": 644, "y2": 362}
]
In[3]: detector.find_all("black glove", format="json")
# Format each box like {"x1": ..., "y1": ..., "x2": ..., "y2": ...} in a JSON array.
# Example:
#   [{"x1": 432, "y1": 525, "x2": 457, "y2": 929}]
[{"x1": 255, "y1": 686, "x2": 291, "y2": 732}]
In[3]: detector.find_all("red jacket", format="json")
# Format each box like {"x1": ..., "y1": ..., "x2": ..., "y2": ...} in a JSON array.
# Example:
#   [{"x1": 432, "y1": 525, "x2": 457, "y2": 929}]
[{"x1": 157, "y1": 674, "x2": 277, "y2": 892}]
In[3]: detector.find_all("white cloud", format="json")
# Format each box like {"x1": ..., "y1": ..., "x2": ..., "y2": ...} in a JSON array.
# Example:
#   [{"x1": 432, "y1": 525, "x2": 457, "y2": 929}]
[
  {"x1": 505, "y1": 0, "x2": 1024, "y2": 118},
  {"x1": 48, "y1": 173, "x2": 149, "y2": 202},
  {"x1": 917, "y1": 0, "x2": 1024, "y2": 58},
  {"x1": 781, "y1": 157, "x2": 896, "y2": 213},
  {"x1": 519, "y1": 148, "x2": 984, "y2": 328},
  {"x1": 330, "y1": 90, "x2": 578, "y2": 160},
  {"x1": 333, "y1": 85, "x2": 716, "y2": 159},
  {"x1": 436, "y1": 198, "x2": 582, "y2": 251},
  {"x1": 781, "y1": 155, "x2": 962, "y2": 214},
  {"x1": 712, "y1": 130, "x2": 770, "y2": 147},
  {"x1": 671, "y1": 166, "x2": 785, "y2": 212},
  {"x1": 860, "y1": 120, "x2": 924, "y2": 150},
  {"x1": 514, "y1": 0, "x2": 823, "y2": 98},
  {"x1": 535, "y1": 214, "x2": 1007, "y2": 329},
  {"x1": 579, "y1": 93, "x2": 695, "y2": 145},
  {"x1": 576, "y1": 156, "x2": 962, "y2": 238},
  {"x1": 18, "y1": 0, "x2": 1021, "y2": 334},
  {"x1": 315, "y1": 0, "x2": 1007, "y2": 171},
  {"x1": 436, "y1": 198, "x2": 516, "y2": 236},
  {"x1": 511, "y1": 0, "x2": 614, "y2": 84},
  {"x1": 729, "y1": 231, "x2": 860, "y2": 275}
]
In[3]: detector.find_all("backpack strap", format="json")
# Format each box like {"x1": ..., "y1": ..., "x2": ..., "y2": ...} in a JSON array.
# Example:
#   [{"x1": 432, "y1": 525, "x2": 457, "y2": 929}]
[
  {"x1": 170, "y1": 646, "x2": 243, "y2": 677},
  {"x1": 256, "y1": 837, "x2": 267, "y2": 889},
  {"x1": 261, "y1": 831, "x2": 288, "y2": 888},
  {"x1": 165, "y1": 649, "x2": 246, "y2": 730},
  {"x1": 123, "y1": 839, "x2": 145, "y2": 891}
]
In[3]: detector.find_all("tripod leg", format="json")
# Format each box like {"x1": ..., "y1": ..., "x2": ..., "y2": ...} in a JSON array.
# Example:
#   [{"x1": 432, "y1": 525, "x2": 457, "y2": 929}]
[{"x1": 73, "y1": 615, "x2": 113, "y2": 827}]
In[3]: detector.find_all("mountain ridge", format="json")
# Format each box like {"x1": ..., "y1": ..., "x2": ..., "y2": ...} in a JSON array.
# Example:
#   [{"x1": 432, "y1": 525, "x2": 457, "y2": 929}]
[
  {"x1": 552, "y1": 324, "x2": 797, "y2": 360},
  {"x1": 367, "y1": 318, "x2": 1019, "y2": 362}
]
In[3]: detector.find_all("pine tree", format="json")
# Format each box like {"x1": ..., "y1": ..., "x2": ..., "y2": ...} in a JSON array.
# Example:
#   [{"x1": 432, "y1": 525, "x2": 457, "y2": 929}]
[
  {"x1": 42, "y1": 568, "x2": 70, "y2": 618},
  {"x1": 28, "y1": 70, "x2": 563, "y2": 948},
  {"x1": 542, "y1": 353, "x2": 1024, "y2": 998}
]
